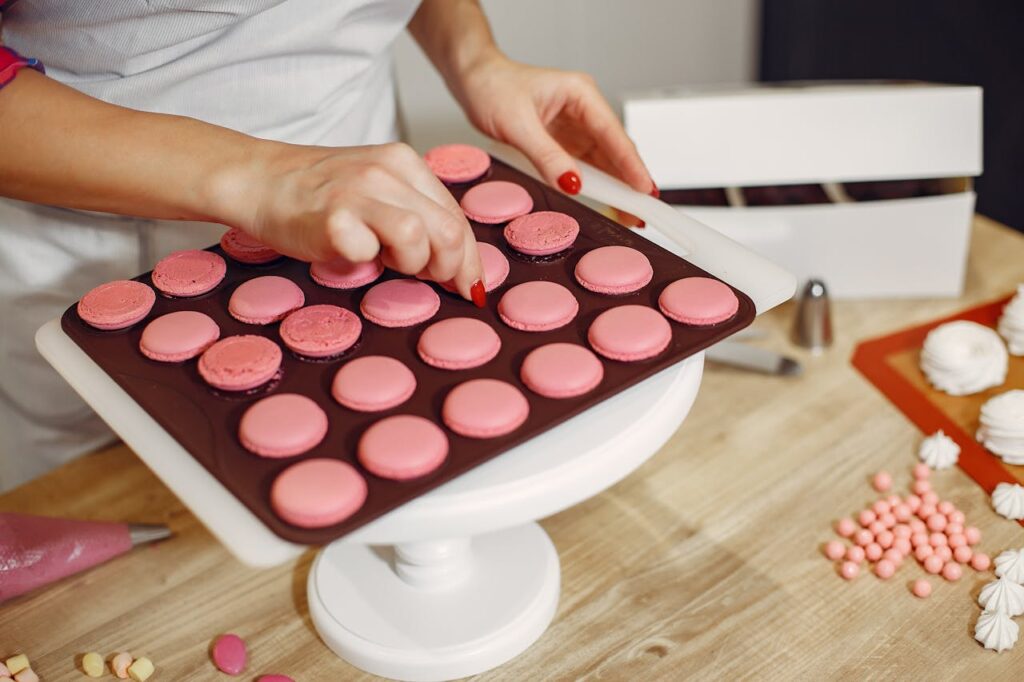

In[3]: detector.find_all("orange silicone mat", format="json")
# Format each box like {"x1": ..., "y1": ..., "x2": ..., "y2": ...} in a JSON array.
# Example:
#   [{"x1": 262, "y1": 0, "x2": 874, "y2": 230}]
[{"x1": 851, "y1": 295, "x2": 1023, "y2": 497}]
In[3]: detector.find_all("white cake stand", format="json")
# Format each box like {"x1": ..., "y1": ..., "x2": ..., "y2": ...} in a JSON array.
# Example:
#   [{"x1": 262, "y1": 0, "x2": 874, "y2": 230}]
[{"x1": 37, "y1": 153, "x2": 794, "y2": 682}]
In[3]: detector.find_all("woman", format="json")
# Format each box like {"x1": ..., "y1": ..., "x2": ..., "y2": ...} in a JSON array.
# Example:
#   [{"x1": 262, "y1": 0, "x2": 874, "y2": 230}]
[{"x1": 0, "y1": 0, "x2": 655, "y2": 489}]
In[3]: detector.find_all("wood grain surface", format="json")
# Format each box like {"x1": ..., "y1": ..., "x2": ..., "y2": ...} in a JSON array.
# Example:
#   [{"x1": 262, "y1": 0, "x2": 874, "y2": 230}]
[{"x1": 2, "y1": 215, "x2": 1023, "y2": 681}]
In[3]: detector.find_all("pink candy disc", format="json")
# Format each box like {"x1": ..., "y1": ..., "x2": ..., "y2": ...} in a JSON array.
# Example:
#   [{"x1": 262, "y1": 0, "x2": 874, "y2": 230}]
[
  {"x1": 824, "y1": 540, "x2": 845, "y2": 560},
  {"x1": 332, "y1": 355, "x2": 416, "y2": 412},
  {"x1": 839, "y1": 561, "x2": 860, "y2": 580},
  {"x1": 198, "y1": 335, "x2": 282, "y2": 391},
  {"x1": 417, "y1": 317, "x2": 501, "y2": 370},
  {"x1": 442, "y1": 378, "x2": 529, "y2": 439},
  {"x1": 140, "y1": 310, "x2": 221, "y2": 363},
  {"x1": 151, "y1": 249, "x2": 226, "y2": 297},
  {"x1": 220, "y1": 228, "x2": 281, "y2": 264},
  {"x1": 460, "y1": 181, "x2": 534, "y2": 224},
  {"x1": 360, "y1": 279, "x2": 440, "y2": 328},
  {"x1": 212, "y1": 633, "x2": 247, "y2": 676},
  {"x1": 521, "y1": 342, "x2": 604, "y2": 399},
  {"x1": 942, "y1": 562, "x2": 962, "y2": 581},
  {"x1": 424, "y1": 143, "x2": 491, "y2": 184},
  {"x1": 658, "y1": 277, "x2": 739, "y2": 326},
  {"x1": 971, "y1": 553, "x2": 991, "y2": 571},
  {"x1": 279, "y1": 304, "x2": 362, "y2": 358},
  {"x1": 310, "y1": 257, "x2": 384, "y2": 290},
  {"x1": 503, "y1": 211, "x2": 580, "y2": 256},
  {"x1": 498, "y1": 281, "x2": 579, "y2": 332},
  {"x1": 872, "y1": 471, "x2": 892, "y2": 492},
  {"x1": 875, "y1": 559, "x2": 896, "y2": 579},
  {"x1": 78, "y1": 280, "x2": 156, "y2": 330},
  {"x1": 358, "y1": 415, "x2": 449, "y2": 480},
  {"x1": 574, "y1": 246, "x2": 653, "y2": 295},
  {"x1": 229, "y1": 276, "x2": 305, "y2": 325},
  {"x1": 912, "y1": 579, "x2": 932, "y2": 598},
  {"x1": 239, "y1": 393, "x2": 328, "y2": 458},
  {"x1": 588, "y1": 305, "x2": 672, "y2": 362},
  {"x1": 271, "y1": 458, "x2": 367, "y2": 528}
]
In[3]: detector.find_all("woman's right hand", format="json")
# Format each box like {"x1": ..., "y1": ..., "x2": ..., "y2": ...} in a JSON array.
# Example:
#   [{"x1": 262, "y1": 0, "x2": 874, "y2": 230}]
[{"x1": 219, "y1": 141, "x2": 485, "y2": 304}]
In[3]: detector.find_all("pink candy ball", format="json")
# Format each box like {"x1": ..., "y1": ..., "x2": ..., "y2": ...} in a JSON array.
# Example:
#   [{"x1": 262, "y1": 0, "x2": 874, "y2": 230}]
[
  {"x1": 854, "y1": 529, "x2": 874, "y2": 547},
  {"x1": 894, "y1": 524, "x2": 912, "y2": 539},
  {"x1": 840, "y1": 561, "x2": 860, "y2": 580},
  {"x1": 965, "y1": 527, "x2": 981, "y2": 545},
  {"x1": 912, "y1": 463, "x2": 931, "y2": 480},
  {"x1": 953, "y1": 546, "x2": 973, "y2": 564},
  {"x1": 872, "y1": 500, "x2": 891, "y2": 516},
  {"x1": 918, "y1": 504, "x2": 937, "y2": 520},
  {"x1": 837, "y1": 518, "x2": 857, "y2": 537},
  {"x1": 894, "y1": 505, "x2": 912, "y2": 522},
  {"x1": 922, "y1": 491, "x2": 939, "y2": 505},
  {"x1": 924, "y1": 555, "x2": 944, "y2": 574},
  {"x1": 824, "y1": 540, "x2": 846, "y2": 560},
  {"x1": 910, "y1": 518, "x2": 926, "y2": 532},
  {"x1": 865, "y1": 543, "x2": 883, "y2": 562},
  {"x1": 942, "y1": 562, "x2": 963, "y2": 582},
  {"x1": 937, "y1": 500, "x2": 954, "y2": 515},
  {"x1": 948, "y1": 533, "x2": 967, "y2": 549},
  {"x1": 880, "y1": 512, "x2": 897, "y2": 529},
  {"x1": 971, "y1": 553, "x2": 991, "y2": 571},
  {"x1": 929, "y1": 532, "x2": 947, "y2": 548},
  {"x1": 869, "y1": 521, "x2": 886, "y2": 535},
  {"x1": 886, "y1": 494, "x2": 902, "y2": 507},
  {"x1": 877, "y1": 530, "x2": 895, "y2": 549},
  {"x1": 946, "y1": 522, "x2": 964, "y2": 536},
  {"x1": 926, "y1": 514, "x2": 947, "y2": 532},
  {"x1": 883, "y1": 548, "x2": 904, "y2": 566},
  {"x1": 935, "y1": 546, "x2": 953, "y2": 562},
  {"x1": 948, "y1": 510, "x2": 965, "y2": 525},
  {"x1": 893, "y1": 538, "x2": 912, "y2": 555},
  {"x1": 847, "y1": 545, "x2": 866, "y2": 563},
  {"x1": 912, "y1": 480, "x2": 931, "y2": 495},
  {"x1": 858, "y1": 509, "x2": 877, "y2": 527},
  {"x1": 875, "y1": 559, "x2": 896, "y2": 579},
  {"x1": 912, "y1": 579, "x2": 933, "y2": 598},
  {"x1": 873, "y1": 471, "x2": 893, "y2": 492},
  {"x1": 911, "y1": 533, "x2": 930, "y2": 548},
  {"x1": 906, "y1": 494, "x2": 922, "y2": 511},
  {"x1": 915, "y1": 545, "x2": 934, "y2": 562}
]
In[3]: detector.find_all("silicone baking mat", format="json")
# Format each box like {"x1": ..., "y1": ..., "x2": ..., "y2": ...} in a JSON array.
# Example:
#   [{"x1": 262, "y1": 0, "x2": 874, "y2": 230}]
[
  {"x1": 852, "y1": 295, "x2": 1023, "y2": 497},
  {"x1": 61, "y1": 158, "x2": 755, "y2": 545}
]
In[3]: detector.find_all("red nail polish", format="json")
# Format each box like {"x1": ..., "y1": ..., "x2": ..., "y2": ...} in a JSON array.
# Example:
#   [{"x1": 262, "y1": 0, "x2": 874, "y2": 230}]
[
  {"x1": 470, "y1": 279, "x2": 486, "y2": 308},
  {"x1": 650, "y1": 184, "x2": 660, "y2": 199},
  {"x1": 636, "y1": 219, "x2": 646, "y2": 228},
  {"x1": 558, "y1": 171, "x2": 581, "y2": 195}
]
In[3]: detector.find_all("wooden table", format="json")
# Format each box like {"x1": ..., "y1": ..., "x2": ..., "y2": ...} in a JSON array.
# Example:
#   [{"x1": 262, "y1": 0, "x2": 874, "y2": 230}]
[{"x1": 3, "y1": 216, "x2": 1023, "y2": 681}]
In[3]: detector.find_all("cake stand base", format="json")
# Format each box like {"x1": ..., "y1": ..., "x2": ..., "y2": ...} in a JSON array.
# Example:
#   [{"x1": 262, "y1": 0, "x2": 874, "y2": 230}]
[{"x1": 308, "y1": 522, "x2": 560, "y2": 681}]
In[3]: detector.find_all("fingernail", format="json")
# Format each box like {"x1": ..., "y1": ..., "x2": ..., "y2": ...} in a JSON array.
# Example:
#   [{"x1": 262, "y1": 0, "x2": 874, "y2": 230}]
[
  {"x1": 470, "y1": 279, "x2": 487, "y2": 308},
  {"x1": 650, "y1": 184, "x2": 660, "y2": 199},
  {"x1": 635, "y1": 219, "x2": 646, "y2": 228},
  {"x1": 558, "y1": 171, "x2": 582, "y2": 195}
]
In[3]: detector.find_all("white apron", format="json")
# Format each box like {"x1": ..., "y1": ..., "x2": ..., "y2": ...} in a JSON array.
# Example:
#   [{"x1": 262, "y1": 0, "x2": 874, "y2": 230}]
[{"x1": 0, "y1": 0, "x2": 420, "y2": 490}]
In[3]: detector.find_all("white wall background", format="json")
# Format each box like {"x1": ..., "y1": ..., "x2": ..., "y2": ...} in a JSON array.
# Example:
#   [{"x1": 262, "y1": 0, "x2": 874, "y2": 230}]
[{"x1": 394, "y1": 0, "x2": 760, "y2": 151}]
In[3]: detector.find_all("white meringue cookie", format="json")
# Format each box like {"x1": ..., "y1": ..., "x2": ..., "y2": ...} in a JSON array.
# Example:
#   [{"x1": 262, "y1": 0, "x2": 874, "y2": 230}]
[
  {"x1": 995, "y1": 549, "x2": 1024, "y2": 584},
  {"x1": 992, "y1": 482, "x2": 1024, "y2": 521},
  {"x1": 997, "y1": 284, "x2": 1024, "y2": 355},
  {"x1": 918, "y1": 430, "x2": 960, "y2": 469},
  {"x1": 977, "y1": 390, "x2": 1024, "y2": 464},
  {"x1": 975, "y1": 610, "x2": 1019, "y2": 652},
  {"x1": 920, "y1": 321, "x2": 1007, "y2": 396},
  {"x1": 979, "y1": 577, "x2": 1024, "y2": 616}
]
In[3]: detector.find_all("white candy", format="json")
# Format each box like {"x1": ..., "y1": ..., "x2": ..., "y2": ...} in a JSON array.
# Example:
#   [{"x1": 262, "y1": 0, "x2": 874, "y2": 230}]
[
  {"x1": 979, "y1": 577, "x2": 1024, "y2": 616},
  {"x1": 920, "y1": 321, "x2": 1007, "y2": 396},
  {"x1": 918, "y1": 430, "x2": 960, "y2": 469},
  {"x1": 994, "y1": 549, "x2": 1024, "y2": 584},
  {"x1": 977, "y1": 390, "x2": 1024, "y2": 463},
  {"x1": 992, "y1": 482, "x2": 1024, "y2": 521},
  {"x1": 975, "y1": 610, "x2": 1019, "y2": 652},
  {"x1": 997, "y1": 284, "x2": 1024, "y2": 355}
]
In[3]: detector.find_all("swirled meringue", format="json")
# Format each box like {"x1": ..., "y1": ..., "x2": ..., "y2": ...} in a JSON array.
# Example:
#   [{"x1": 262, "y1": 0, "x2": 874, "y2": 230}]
[
  {"x1": 918, "y1": 430, "x2": 960, "y2": 469},
  {"x1": 979, "y1": 577, "x2": 1024, "y2": 616},
  {"x1": 977, "y1": 390, "x2": 1024, "y2": 464},
  {"x1": 975, "y1": 610, "x2": 1019, "y2": 652},
  {"x1": 998, "y1": 284, "x2": 1024, "y2": 355},
  {"x1": 992, "y1": 482, "x2": 1024, "y2": 521},
  {"x1": 995, "y1": 549, "x2": 1024, "y2": 584},
  {"x1": 920, "y1": 321, "x2": 1007, "y2": 395}
]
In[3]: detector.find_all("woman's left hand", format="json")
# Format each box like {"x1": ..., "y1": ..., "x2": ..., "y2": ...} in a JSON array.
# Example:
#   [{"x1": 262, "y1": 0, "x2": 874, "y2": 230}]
[{"x1": 452, "y1": 54, "x2": 656, "y2": 198}]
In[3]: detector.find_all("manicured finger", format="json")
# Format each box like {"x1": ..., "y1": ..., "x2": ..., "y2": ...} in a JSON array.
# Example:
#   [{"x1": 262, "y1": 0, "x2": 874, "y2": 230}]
[
  {"x1": 359, "y1": 200, "x2": 431, "y2": 275},
  {"x1": 501, "y1": 107, "x2": 581, "y2": 194},
  {"x1": 573, "y1": 81, "x2": 654, "y2": 193}
]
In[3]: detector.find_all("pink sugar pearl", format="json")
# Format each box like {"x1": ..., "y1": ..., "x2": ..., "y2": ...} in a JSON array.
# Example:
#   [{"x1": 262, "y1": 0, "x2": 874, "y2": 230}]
[
  {"x1": 971, "y1": 553, "x2": 991, "y2": 571},
  {"x1": 937, "y1": 500, "x2": 954, "y2": 515},
  {"x1": 824, "y1": 540, "x2": 846, "y2": 560},
  {"x1": 922, "y1": 491, "x2": 939, "y2": 505},
  {"x1": 946, "y1": 522, "x2": 963, "y2": 535},
  {"x1": 942, "y1": 562, "x2": 962, "y2": 581},
  {"x1": 836, "y1": 518, "x2": 857, "y2": 537},
  {"x1": 953, "y1": 546, "x2": 973, "y2": 564},
  {"x1": 906, "y1": 494, "x2": 922, "y2": 511},
  {"x1": 875, "y1": 559, "x2": 896, "y2": 579},
  {"x1": 911, "y1": 532, "x2": 930, "y2": 548},
  {"x1": 869, "y1": 521, "x2": 886, "y2": 535},
  {"x1": 964, "y1": 526, "x2": 981, "y2": 545},
  {"x1": 883, "y1": 548, "x2": 904, "y2": 566},
  {"x1": 880, "y1": 512, "x2": 897, "y2": 528},
  {"x1": 912, "y1": 480, "x2": 931, "y2": 495},
  {"x1": 886, "y1": 494, "x2": 902, "y2": 507},
  {"x1": 865, "y1": 543, "x2": 883, "y2": 562},
  {"x1": 877, "y1": 530, "x2": 895, "y2": 549},
  {"x1": 948, "y1": 510, "x2": 965, "y2": 525},
  {"x1": 909, "y1": 518, "x2": 926, "y2": 533},
  {"x1": 948, "y1": 533, "x2": 967, "y2": 549},
  {"x1": 840, "y1": 561, "x2": 860, "y2": 580},
  {"x1": 915, "y1": 545, "x2": 934, "y2": 561},
  {"x1": 929, "y1": 532, "x2": 947, "y2": 547},
  {"x1": 854, "y1": 529, "x2": 874, "y2": 547},
  {"x1": 913, "y1": 462, "x2": 931, "y2": 479},
  {"x1": 894, "y1": 537, "x2": 912, "y2": 555},
  {"x1": 873, "y1": 471, "x2": 893, "y2": 492},
  {"x1": 847, "y1": 545, "x2": 866, "y2": 563},
  {"x1": 935, "y1": 545, "x2": 953, "y2": 562},
  {"x1": 926, "y1": 514, "x2": 947, "y2": 532},
  {"x1": 912, "y1": 579, "x2": 932, "y2": 598},
  {"x1": 917, "y1": 503, "x2": 937, "y2": 520},
  {"x1": 924, "y1": 555, "x2": 944, "y2": 574},
  {"x1": 872, "y1": 500, "x2": 891, "y2": 515},
  {"x1": 894, "y1": 524, "x2": 912, "y2": 539},
  {"x1": 858, "y1": 509, "x2": 877, "y2": 526},
  {"x1": 894, "y1": 505, "x2": 912, "y2": 522}
]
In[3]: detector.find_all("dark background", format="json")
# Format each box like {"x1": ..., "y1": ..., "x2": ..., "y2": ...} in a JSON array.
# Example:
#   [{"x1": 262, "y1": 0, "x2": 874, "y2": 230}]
[{"x1": 760, "y1": 1, "x2": 1023, "y2": 232}]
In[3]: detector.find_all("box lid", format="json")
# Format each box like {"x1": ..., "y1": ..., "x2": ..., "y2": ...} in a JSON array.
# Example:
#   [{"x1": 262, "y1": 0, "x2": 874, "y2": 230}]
[{"x1": 623, "y1": 81, "x2": 982, "y2": 189}]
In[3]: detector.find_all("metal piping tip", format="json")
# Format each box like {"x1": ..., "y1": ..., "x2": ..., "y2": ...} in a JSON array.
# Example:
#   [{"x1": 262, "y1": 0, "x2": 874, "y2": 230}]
[
  {"x1": 128, "y1": 523, "x2": 173, "y2": 547},
  {"x1": 793, "y1": 278, "x2": 833, "y2": 352}
]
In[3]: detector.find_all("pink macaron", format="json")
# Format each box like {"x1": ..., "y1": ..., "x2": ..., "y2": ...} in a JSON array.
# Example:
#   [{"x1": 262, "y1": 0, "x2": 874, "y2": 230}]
[
  {"x1": 77, "y1": 280, "x2": 156, "y2": 330},
  {"x1": 229, "y1": 276, "x2": 306, "y2": 325},
  {"x1": 442, "y1": 378, "x2": 530, "y2": 439},
  {"x1": 139, "y1": 310, "x2": 220, "y2": 362},
  {"x1": 239, "y1": 393, "x2": 328, "y2": 458},
  {"x1": 220, "y1": 228, "x2": 281, "y2": 264},
  {"x1": 270, "y1": 458, "x2": 367, "y2": 528},
  {"x1": 588, "y1": 305, "x2": 672, "y2": 362},
  {"x1": 358, "y1": 414, "x2": 449, "y2": 480},
  {"x1": 279, "y1": 304, "x2": 362, "y2": 358},
  {"x1": 460, "y1": 181, "x2": 534, "y2": 224},
  {"x1": 441, "y1": 242, "x2": 510, "y2": 294},
  {"x1": 503, "y1": 211, "x2": 580, "y2": 256},
  {"x1": 574, "y1": 246, "x2": 653, "y2": 295},
  {"x1": 360, "y1": 279, "x2": 441, "y2": 328},
  {"x1": 332, "y1": 355, "x2": 416, "y2": 412},
  {"x1": 150, "y1": 249, "x2": 227, "y2": 297},
  {"x1": 417, "y1": 317, "x2": 501, "y2": 370},
  {"x1": 520, "y1": 343, "x2": 604, "y2": 399},
  {"x1": 498, "y1": 281, "x2": 579, "y2": 332},
  {"x1": 198, "y1": 335, "x2": 282, "y2": 391},
  {"x1": 658, "y1": 277, "x2": 739, "y2": 326},
  {"x1": 424, "y1": 143, "x2": 491, "y2": 184},
  {"x1": 310, "y1": 257, "x2": 384, "y2": 290}
]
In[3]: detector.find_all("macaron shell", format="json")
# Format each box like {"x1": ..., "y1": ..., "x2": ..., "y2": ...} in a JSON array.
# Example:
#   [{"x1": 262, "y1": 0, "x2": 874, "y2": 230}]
[
  {"x1": 332, "y1": 355, "x2": 417, "y2": 412},
  {"x1": 588, "y1": 305, "x2": 672, "y2": 362},
  {"x1": 220, "y1": 228, "x2": 281, "y2": 264},
  {"x1": 574, "y1": 246, "x2": 654, "y2": 295},
  {"x1": 279, "y1": 304, "x2": 362, "y2": 358},
  {"x1": 310, "y1": 257, "x2": 384, "y2": 289},
  {"x1": 417, "y1": 317, "x2": 501, "y2": 370},
  {"x1": 442, "y1": 378, "x2": 530, "y2": 439},
  {"x1": 424, "y1": 144, "x2": 491, "y2": 183},
  {"x1": 140, "y1": 310, "x2": 221, "y2": 362},
  {"x1": 198, "y1": 335, "x2": 282, "y2": 391},
  {"x1": 659, "y1": 276, "x2": 739, "y2": 326},
  {"x1": 498, "y1": 281, "x2": 579, "y2": 332},
  {"x1": 239, "y1": 393, "x2": 328, "y2": 458},
  {"x1": 360, "y1": 279, "x2": 441, "y2": 328},
  {"x1": 271, "y1": 458, "x2": 367, "y2": 527},
  {"x1": 358, "y1": 414, "x2": 449, "y2": 480},
  {"x1": 229, "y1": 276, "x2": 305, "y2": 325},
  {"x1": 504, "y1": 211, "x2": 580, "y2": 256},
  {"x1": 151, "y1": 249, "x2": 227, "y2": 297},
  {"x1": 460, "y1": 181, "x2": 534, "y2": 224},
  {"x1": 521, "y1": 343, "x2": 604, "y2": 399},
  {"x1": 441, "y1": 242, "x2": 510, "y2": 294},
  {"x1": 77, "y1": 280, "x2": 156, "y2": 330}
]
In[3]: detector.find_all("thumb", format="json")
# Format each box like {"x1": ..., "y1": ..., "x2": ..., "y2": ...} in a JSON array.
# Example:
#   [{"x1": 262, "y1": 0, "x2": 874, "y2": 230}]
[{"x1": 502, "y1": 114, "x2": 581, "y2": 195}]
